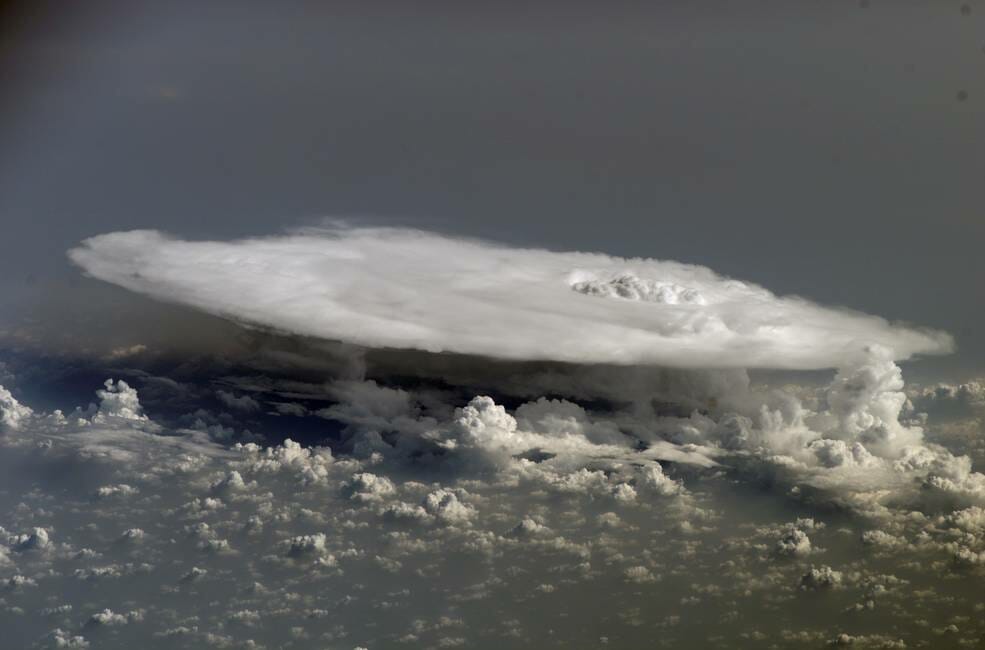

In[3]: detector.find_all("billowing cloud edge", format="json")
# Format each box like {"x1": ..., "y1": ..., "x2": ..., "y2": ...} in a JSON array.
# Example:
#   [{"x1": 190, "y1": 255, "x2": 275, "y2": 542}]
[{"x1": 67, "y1": 227, "x2": 954, "y2": 370}]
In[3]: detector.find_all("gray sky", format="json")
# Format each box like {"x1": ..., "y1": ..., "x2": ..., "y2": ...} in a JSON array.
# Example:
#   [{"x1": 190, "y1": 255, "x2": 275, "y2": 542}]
[{"x1": 1, "y1": 0, "x2": 982, "y2": 378}]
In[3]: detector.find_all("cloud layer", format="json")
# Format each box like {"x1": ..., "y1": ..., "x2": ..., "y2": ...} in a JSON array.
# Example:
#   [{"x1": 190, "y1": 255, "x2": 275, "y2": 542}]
[
  {"x1": 2, "y1": 376, "x2": 983, "y2": 649},
  {"x1": 68, "y1": 227, "x2": 952, "y2": 370}
]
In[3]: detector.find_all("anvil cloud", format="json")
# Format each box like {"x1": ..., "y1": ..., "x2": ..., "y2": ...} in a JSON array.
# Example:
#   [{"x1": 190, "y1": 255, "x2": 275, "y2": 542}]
[{"x1": 68, "y1": 227, "x2": 952, "y2": 370}]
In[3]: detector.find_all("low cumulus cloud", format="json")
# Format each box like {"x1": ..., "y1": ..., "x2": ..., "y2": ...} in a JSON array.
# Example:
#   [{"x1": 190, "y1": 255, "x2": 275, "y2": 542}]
[
  {"x1": 1, "y1": 374, "x2": 983, "y2": 648},
  {"x1": 68, "y1": 226, "x2": 952, "y2": 370}
]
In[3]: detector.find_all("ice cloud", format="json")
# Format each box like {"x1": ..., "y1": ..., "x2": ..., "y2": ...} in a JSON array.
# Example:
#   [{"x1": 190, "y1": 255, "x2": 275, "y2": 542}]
[{"x1": 68, "y1": 227, "x2": 952, "y2": 370}]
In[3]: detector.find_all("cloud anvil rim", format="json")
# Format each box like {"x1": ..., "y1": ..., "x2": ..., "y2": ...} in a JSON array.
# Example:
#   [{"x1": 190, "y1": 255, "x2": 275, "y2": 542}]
[{"x1": 67, "y1": 226, "x2": 954, "y2": 371}]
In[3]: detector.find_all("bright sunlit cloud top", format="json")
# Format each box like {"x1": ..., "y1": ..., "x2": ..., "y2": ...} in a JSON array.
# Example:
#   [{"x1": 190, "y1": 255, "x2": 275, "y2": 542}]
[{"x1": 68, "y1": 226, "x2": 953, "y2": 370}]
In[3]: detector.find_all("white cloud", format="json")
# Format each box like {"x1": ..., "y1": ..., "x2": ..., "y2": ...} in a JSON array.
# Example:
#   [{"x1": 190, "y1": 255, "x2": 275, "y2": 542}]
[
  {"x1": 49, "y1": 629, "x2": 89, "y2": 648},
  {"x1": 236, "y1": 439, "x2": 334, "y2": 485},
  {"x1": 774, "y1": 528, "x2": 813, "y2": 557},
  {"x1": 209, "y1": 470, "x2": 251, "y2": 494},
  {"x1": 68, "y1": 227, "x2": 952, "y2": 370},
  {"x1": 347, "y1": 472, "x2": 397, "y2": 503},
  {"x1": 423, "y1": 489, "x2": 475, "y2": 525},
  {"x1": 95, "y1": 484, "x2": 139, "y2": 499},
  {"x1": 86, "y1": 608, "x2": 141, "y2": 626},
  {"x1": 93, "y1": 379, "x2": 148, "y2": 422},
  {"x1": 623, "y1": 565, "x2": 657, "y2": 583},
  {"x1": 118, "y1": 528, "x2": 146, "y2": 542},
  {"x1": 799, "y1": 565, "x2": 843, "y2": 590},
  {"x1": 281, "y1": 533, "x2": 337, "y2": 566},
  {"x1": 10, "y1": 528, "x2": 51, "y2": 553},
  {"x1": 1, "y1": 377, "x2": 984, "y2": 648},
  {"x1": 0, "y1": 385, "x2": 33, "y2": 431}
]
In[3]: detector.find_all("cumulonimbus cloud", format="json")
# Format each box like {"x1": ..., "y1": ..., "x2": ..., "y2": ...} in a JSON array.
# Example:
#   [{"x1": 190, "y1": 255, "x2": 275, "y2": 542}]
[{"x1": 68, "y1": 226, "x2": 952, "y2": 370}]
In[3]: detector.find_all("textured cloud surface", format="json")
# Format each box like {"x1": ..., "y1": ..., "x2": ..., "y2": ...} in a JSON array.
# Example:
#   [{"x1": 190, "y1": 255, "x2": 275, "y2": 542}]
[
  {"x1": 68, "y1": 227, "x2": 952, "y2": 370},
  {"x1": 2, "y1": 378, "x2": 984, "y2": 649}
]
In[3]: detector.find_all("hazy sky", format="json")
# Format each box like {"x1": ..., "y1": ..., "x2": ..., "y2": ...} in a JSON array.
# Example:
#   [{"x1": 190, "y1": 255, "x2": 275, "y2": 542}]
[{"x1": 1, "y1": 0, "x2": 982, "y2": 377}]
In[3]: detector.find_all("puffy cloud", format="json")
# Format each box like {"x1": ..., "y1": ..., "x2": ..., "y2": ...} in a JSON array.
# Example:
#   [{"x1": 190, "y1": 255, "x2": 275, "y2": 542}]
[
  {"x1": 93, "y1": 379, "x2": 147, "y2": 422},
  {"x1": 505, "y1": 518, "x2": 552, "y2": 539},
  {"x1": 0, "y1": 377, "x2": 983, "y2": 648},
  {"x1": 118, "y1": 528, "x2": 146, "y2": 542},
  {"x1": 429, "y1": 395, "x2": 714, "y2": 474},
  {"x1": 775, "y1": 528, "x2": 813, "y2": 557},
  {"x1": 635, "y1": 465, "x2": 683, "y2": 496},
  {"x1": 209, "y1": 470, "x2": 250, "y2": 494},
  {"x1": 236, "y1": 439, "x2": 334, "y2": 485},
  {"x1": 514, "y1": 397, "x2": 625, "y2": 446},
  {"x1": 68, "y1": 227, "x2": 951, "y2": 370},
  {"x1": 10, "y1": 527, "x2": 52, "y2": 553},
  {"x1": 827, "y1": 634, "x2": 909, "y2": 648},
  {"x1": 422, "y1": 489, "x2": 475, "y2": 524},
  {"x1": 908, "y1": 380, "x2": 985, "y2": 422},
  {"x1": 799, "y1": 565, "x2": 843, "y2": 590},
  {"x1": 0, "y1": 385, "x2": 33, "y2": 431},
  {"x1": 94, "y1": 484, "x2": 139, "y2": 499},
  {"x1": 179, "y1": 567, "x2": 208, "y2": 583},
  {"x1": 4, "y1": 574, "x2": 37, "y2": 590},
  {"x1": 228, "y1": 609, "x2": 262, "y2": 626},
  {"x1": 811, "y1": 348, "x2": 923, "y2": 457},
  {"x1": 49, "y1": 629, "x2": 89, "y2": 648},
  {"x1": 808, "y1": 439, "x2": 879, "y2": 469},
  {"x1": 623, "y1": 565, "x2": 658, "y2": 583},
  {"x1": 940, "y1": 506, "x2": 985, "y2": 534},
  {"x1": 381, "y1": 501, "x2": 430, "y2": 524},
  {"x1": 441, "y1": 396, "x2": 519, "y2": 452},
  {"x1": 281, "y1": 533, "x2": 337, "y2": 566},
  {"x1": 860, "y1": 530, "x2": 906, "y2": 550},
  {"x1": 86, "y1": 609, "x2": 141, "y2": 626},
  {"x1": 758, "y1": 520, "x2": 823, "y2": 558},
  {"x1": 346, "y1": 472, "x2": 397, "y2": 503},
  {"x1": 612, "y1": 483, "x2": 638, "y2": 503}
]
